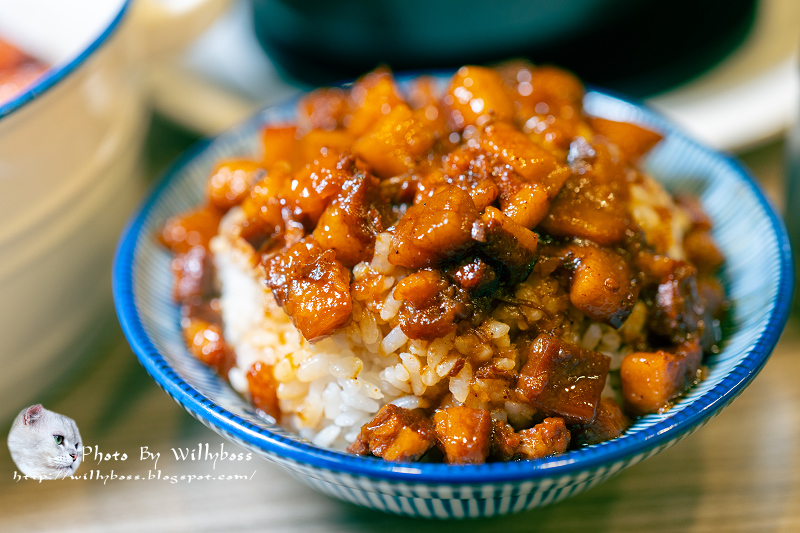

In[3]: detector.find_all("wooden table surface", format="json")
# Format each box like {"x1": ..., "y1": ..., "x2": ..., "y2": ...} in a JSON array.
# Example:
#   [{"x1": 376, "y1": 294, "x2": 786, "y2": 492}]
[{"x1": 0, "y1": 134, "x2": 797, "y2": 532}]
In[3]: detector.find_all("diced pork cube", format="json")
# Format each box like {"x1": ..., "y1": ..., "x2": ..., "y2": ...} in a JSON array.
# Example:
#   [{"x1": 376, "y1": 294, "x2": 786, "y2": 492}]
[
  {"x1": 477, "y1": 207, "x2": 539, "y2": 284},
  {"x1": 389, "y1": 185, "x2": 479, "y2": 269},
  {"x1": 264, "y1": 238, "x2": 353, "y2": 341},
  {"x1": 159, "y1": 204, "x2": 223, "y2": 255},
  {"x1": 260, "y1": 126, "x2": 298, "y2": 169},
  {"x1": 516, "y1": 418, "x2": 570, "y2": 459},
  {"x1": 171, "y1": 245, "x2": 213, "y2": 304},
  {"x1": 450, "y1": 256, "x2": 498, "y2": 294},
  {"x1": 346, "y1": 69, "x2": 404, "y2": 137},
  {"x1": 683, "y1": 229, "x2": 724, "y2": 275},
  {"x1": 516, "y1": 334, "x2": 610, "y2": 424},
  {"x1": 352, "y1": 103, "x2": 435, "y2": 178},
  {"x1": 347, "y1": 404, "x2": 436, "y2": 462},
  {"x1": 312, "y1": 172, "x2": 388, "y2": 267},
  {"x1": 434, "y1": 406, "x2": 493, "y2": 464},
  {"x1": 620, "y1": 338, "x2": 703, "y2": 415},
  {"x1": 182, "y1": 317, "x2": 234, "y2": 376},
  {"x1": 570, "y1": 397, "x2": 630, "y2": 446},
  {"x1": 283, "y1": 150, "x2": 353, "y2": 225},
  {"x1": 559, "y1": 243, "x2": 639, "y2": 328},
  {"x1": 207, "y1": 159, "x2": 264, "y2": 210},
  {"x1": 446, "y1": 66, "x2": 514, "y2": 129},
  {"x1": 490, "y1": 419, "x2": 521, "y2": 461},
  {"x1": 589, "y1": 117, "x2": 662, "y2": 162},
  {"x1": 480, "y1": 121, "x2": 570, "y2": 191},
  {"x1": 247, "y1": 361, "x2": 281, "y2": 422}
]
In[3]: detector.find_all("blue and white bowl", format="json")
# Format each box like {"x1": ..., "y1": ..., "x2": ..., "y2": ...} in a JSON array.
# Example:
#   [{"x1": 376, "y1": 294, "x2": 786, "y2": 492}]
[{"x1": 113, "y1": 82, "x2": 793, "y2": 519}]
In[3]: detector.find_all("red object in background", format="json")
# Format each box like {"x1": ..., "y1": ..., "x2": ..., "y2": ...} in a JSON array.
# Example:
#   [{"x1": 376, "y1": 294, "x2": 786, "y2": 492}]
[{"x1": 0, "y1": 38, "x2": 48, "y2": 105}]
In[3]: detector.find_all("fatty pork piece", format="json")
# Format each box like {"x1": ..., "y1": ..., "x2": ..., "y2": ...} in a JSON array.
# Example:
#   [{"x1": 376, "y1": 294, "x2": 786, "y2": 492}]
[
  {"x1": 160, "y1": 205, "x2": 223, "y2": 304},
  {"x1": 433, "y1": 406, "x2": 492, "y2": 464},
  {"x1": 445, "y1": 65, "x2": 515, "y2": 129},
  {"x1": 263, "y1": 237, "x2": 353, "y2": 341},
  {"x1": 479, "y1": 121, "x2": 571, "y2": 197},
  {"x1": 297, "y1": 87, "x2": 349, "y2": 131},
  {"x1": 516, "y1": 334, "x2": 610, "y2": 424},
  {"x1": 246, "y1": 361, "x2": 281, "y2": 422},
  {"x1": 312, "y1": 171, "x2": 391, "y2": 267},
  {"x1": 479, "y1": 121, "x2": 571, "y2": 228},
  {"x1": 516, "y1": 417, "x2": 571, "y2": 460},
  {"x1": 449, "y1": 255, "x2": 498, "y2": 295},
  {"x1": 588, "y1": 117, "x2": 663, "y2": 163},
  {"x1": 490, "y1": 418, "x2": 571, "y2": 461},
  {"x1": 570, "y1": 397, "x2": 630, "y2": 447},
  {"x1": 540, "y1": 138, "x2": 632, "y2": 246},
  {"x1": 260, "y1": 125, "x2": 298, "y2": 169},
  {"x1": 637, "y1": 252, "x2": 722, "y2": 349},
  {"x1": 347, "y1": 404, "x2": 436, "y2": 462},
  {"x1": 345, "y1": 68, "x2": 405, "y2": 137},
  {"x1": 683, "y1": 228, "x2": 725, "y2": 276},
  {"x1": 159, "y1": 204, "x2": 223, "y2": 255},
  {"x1": 352, "y1": 102, "x2": 436, "y2": 178},
  {"x1": 674, "y1": 194, "x2": 725, "y2": 276},
  {"x1": 620, "y1": 338, "x2": 703, "y2": 415},
  {"x1": 393, "y1": 269, "x2": 470, "y2": 340},
  {"x1": 496, "y1": 61, "x2": 586, "y2": 151},
  {"x1": 182, "y1": 316, "x2": 235, "y2": 376},
  {"x1": 282, "y1": 150, "x2": 354, "y2": 225},
  {"x1": 552, "y1": 241, "x2": 640, "y2": 328},
  {"x1": 206, "y1": 159, "x2": 265, "y2": 210},
  {"x1": 239, "y1": 165, "x2": 290, "y2": 247},
  {"x1": 171, "y1": 245, "x2": 213, "y2": 304},
  {"x1": 389, "y1": 184, "x2": 480, "y2": 269},
  {"x1": 490, "y1": 420, "x2": 521, "y2": 461},
  {"x1": 298, "y1": 69, "x2": 404, "y2": 137},
  {"x1": 478, "y1": 206, "x2": 539, "y2": 284},
  {"x1": 435, "y1": 145, "x2": 501, "y2": 212},
  {"x1": 651, "y1": 263, "x2": 705, "y2": 343}
]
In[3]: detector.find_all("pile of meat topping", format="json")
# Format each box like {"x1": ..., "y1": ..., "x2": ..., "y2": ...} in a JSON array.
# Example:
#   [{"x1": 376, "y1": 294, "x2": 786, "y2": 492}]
[{"x1": 159, "y1": 61, "x2": 727, "y2": 464}]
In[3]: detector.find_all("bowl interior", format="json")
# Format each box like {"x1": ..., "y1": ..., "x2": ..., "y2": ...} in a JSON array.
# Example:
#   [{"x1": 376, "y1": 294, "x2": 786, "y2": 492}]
[
  {"x1": 0, "y1": 0, "x2": 127, "y2": 64},
  {"x1": 0, "y1": 0, "x2": 129, "y2": 118},
  {"x1": 114, "y1": 83, "x2": 793, "y2": 483}
]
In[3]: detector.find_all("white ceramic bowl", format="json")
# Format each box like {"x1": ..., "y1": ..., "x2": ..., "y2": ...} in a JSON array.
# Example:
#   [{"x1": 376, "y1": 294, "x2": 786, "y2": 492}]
[{"x1": 0, "y1": 0, "x2": 228, "y2": 421}]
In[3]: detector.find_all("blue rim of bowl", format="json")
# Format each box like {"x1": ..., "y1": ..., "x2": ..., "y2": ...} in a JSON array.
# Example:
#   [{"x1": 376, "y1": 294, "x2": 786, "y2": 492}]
[
  {"x1": 0, "y1": 0, "x2": 132, "y2": 121},
  {"x1": 113, "y1": 88, "x2": 794, "y2": 485}
]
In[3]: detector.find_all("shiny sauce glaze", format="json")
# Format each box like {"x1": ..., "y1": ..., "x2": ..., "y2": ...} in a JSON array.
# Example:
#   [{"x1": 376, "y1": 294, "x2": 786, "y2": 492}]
[{"x1": 160, "y1": 62, "x2": 728, "y2": 463}]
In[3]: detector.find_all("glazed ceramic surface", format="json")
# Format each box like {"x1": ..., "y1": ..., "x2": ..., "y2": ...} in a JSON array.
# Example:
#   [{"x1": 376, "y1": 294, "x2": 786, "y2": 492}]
[{"x1": 114, "y1": 81, "x2": 793, "y2": 518}]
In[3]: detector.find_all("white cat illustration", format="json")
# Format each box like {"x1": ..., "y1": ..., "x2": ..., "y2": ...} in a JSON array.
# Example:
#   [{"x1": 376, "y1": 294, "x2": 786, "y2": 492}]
[{"x1": 7, "y1": 404, "x2": 82, "y2": 479}]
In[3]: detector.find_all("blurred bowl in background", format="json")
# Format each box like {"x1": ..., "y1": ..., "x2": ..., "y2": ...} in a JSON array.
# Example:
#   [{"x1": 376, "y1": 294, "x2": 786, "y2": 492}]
[
  {"x1": 0, "y1": 0, "x2": 140, "y2": 423},
  {"x1": 0, "y1": 0, "x2": 229, "y2": 421},
  {"x1": 249, "y1": 0, "x2": 760, "y2": 96},
  {"x1": 251, "y1": 0, "x2": 633, "y2": 83}
]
